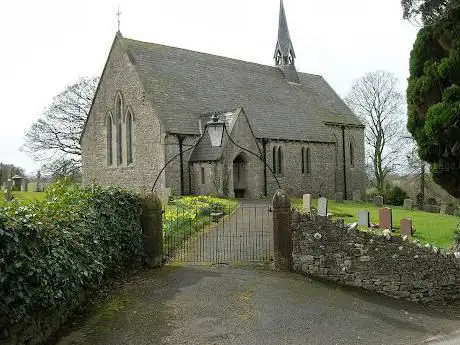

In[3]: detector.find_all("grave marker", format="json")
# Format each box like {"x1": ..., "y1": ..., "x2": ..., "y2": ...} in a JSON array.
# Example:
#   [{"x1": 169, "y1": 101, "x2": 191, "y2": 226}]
[
  {"x1": 374, "y1": 196, "x2": 384, "y2": 207},
  {"x1": 403, "y1": 199, "x2": 413, "y2": 210},
  {"x1": 379, "y1": 207, "x2": 392, "y2": 230},
  {"x1": 358, "y1": 210, "x2": 370, "y2": 227},
  {"x1": 318, "y1": 197, "x2": 328, "y2": 217},
  {"x1": 400, "y1": 218, "x2": 413, "y2": 236},
  {"x1": 303, "y1": 194, "x2": 312, "y2": 214}
]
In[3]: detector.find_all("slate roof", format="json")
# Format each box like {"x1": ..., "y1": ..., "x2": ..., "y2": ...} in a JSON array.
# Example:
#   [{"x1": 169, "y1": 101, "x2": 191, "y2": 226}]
[
  {"x1": 188, "y1": 108, "x2": 242, "y2": 162},
  {"x1": 120, "y1": 36, "x2": 363, "y2": 143}
]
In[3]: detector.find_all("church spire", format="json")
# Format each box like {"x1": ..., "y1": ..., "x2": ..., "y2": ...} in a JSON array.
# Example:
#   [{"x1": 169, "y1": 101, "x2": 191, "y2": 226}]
[{"x1": 274, "y1": 0, "x2": 296, "y2": 66}]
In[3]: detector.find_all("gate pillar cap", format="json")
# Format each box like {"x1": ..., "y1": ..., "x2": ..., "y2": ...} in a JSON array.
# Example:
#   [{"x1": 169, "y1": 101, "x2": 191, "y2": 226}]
[
  {"x1": 143, "y1": 192, "x2": 162, "y2": 211},
  {"x1": 273, "y1": 189, "x2": 290, "y2": 209}
]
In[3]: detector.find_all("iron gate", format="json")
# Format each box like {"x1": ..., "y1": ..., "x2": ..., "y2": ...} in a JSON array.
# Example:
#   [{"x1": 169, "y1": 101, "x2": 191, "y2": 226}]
[{"x1": 162, "y1": 203, "x2": 273, "y2": 263}]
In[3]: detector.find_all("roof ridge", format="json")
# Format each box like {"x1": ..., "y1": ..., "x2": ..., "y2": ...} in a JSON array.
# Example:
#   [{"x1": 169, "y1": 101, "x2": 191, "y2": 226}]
[{"x1": 121, "y1": 36, "x2": 320, "y2": 78}]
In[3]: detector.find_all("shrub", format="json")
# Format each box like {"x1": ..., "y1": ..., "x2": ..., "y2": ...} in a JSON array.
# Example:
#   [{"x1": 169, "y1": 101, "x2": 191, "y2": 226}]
[
  {"x1": 0, "y1": 180, "x2": 143, "y2": 344},
  {"x1": 385, "y1": 186, "x2": 409, "y2": 206}
]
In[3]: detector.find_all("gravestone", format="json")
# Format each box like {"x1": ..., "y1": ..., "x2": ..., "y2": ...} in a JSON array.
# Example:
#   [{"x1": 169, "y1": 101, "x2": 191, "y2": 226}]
[
  {"x1": 303, "y1": 194, "x2": 312, "y2": 214},
  {"x1": 400, "y1": 218, "x2": 413, "y2": 236},
  {"x1": 318, "y1": 197, "x2": 328, "y2": 217},
  {"x1": 21, "y1": 179, "x2": 28, "y2": 192},
  {"x1": 335, "y1": 192, "x2": 344, "y2": 203},
  {"x1": 424, "y1": 205, "x2": 440, "y2": 214},
  {"x1": 446, "y1": 206, "x2": 456, "y2": 215},
  {"x1": 374, "y1": 196, "x2": 384, "y2": 207},
  {"x1": 35, "y1": 182, "x2": 44, "y2": 192},
  {"x1": 379, "y1": 207, "x2": 392, "y2": 230},
  {"x1": 353, "y1": 190, "x2": 361, "y2": 202},
  {"x1": 2, "y1": 182, "x2": 6, "y2": 191},
  {"x1": 358, "y1": 210, "x2": 370, "y2": 227},
  {"x1": 403, "y1": 199, "x2": 413, "y2": 210},
  {"x1": 4, "y1": 188, "x2": 12, "y2": 202},
  {"x1": 440, "y1": 204, "x2": 447, "y2": 215}
]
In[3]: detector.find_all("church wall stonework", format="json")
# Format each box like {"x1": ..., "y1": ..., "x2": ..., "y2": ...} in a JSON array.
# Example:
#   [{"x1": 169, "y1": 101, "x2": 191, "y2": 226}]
[
  {"x1": 264, "y1": 141, "x2": 337, "y2": 198},
  {"x1": 81, "y1": 37, "x2": 165, "y2": 193},
  {"x1": 81, "y1": 38, "x2": 365, "y2": 200},
  {"x1": 164, "y1": 134, "x2": 195, "y2": 195},
  {"x1": 328, "y1": 125, "x2": 366, "y2": 200}
]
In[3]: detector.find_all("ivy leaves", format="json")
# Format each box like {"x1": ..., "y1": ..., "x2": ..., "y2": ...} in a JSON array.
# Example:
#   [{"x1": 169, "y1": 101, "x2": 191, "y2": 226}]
[{"x1": 0, "y1": 180, "x2": 143, "y2": 343}]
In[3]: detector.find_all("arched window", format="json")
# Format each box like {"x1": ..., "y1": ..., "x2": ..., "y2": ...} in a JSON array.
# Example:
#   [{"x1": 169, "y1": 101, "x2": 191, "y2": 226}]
[
  {"x1": 277, "y1": 147, "x2": 283, "y2": 174},
  {"x1": 106, "y1": 113, "x2": 113, "y2": 165},
  {"x1": 126, "y1": 109, "x2": 134, "y2": 164},
  {"x1": 349, "y1": 140, "x2": 355, "y2": 168},
  {"x1": 306, "y1": 147, "x2": 311, "y2": 173},
  {"x1": 272, "y1": 146, "x2": 277, "y2": 173},
  {"x1": 115, "y1": 93, "x2": 123, "y2": 165},
  {"x1": 301, "y1": 147, "x2": 305, "y2": 173}
]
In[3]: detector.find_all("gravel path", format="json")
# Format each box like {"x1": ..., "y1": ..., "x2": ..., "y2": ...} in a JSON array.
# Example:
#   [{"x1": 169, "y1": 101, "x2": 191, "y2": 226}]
[{"x1": 57, "y1": 264, "x2": 460, "y2": 345}]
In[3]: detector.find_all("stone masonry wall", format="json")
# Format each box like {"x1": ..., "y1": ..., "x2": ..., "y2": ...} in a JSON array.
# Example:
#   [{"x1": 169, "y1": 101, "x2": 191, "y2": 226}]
[
  {"x1": 264, "y1": 141, "x2": 336, "y2": 198},
  {"x1": 81, "y1": 35, "x2": 165, "y2": 193},
  {"x1": 292, "y1": 215, "x2": 460, "y2": 304}
]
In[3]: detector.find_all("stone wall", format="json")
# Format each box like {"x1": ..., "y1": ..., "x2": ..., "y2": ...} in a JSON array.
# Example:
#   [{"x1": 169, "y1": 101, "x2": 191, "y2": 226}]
[
  {"x1": 264, "y1": 140, "x2": 337, "y2": 198},
  {"x1": 81, "y1": 34, "x2": 165, "y2": 193},
  {"x1": 292, "y1": 215, "x2": 460, "y2": 304}
]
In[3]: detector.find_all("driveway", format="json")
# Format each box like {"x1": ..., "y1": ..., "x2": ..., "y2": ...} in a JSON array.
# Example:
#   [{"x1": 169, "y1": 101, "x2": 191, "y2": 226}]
[{"x1": 57, "y1": 264, "x2": 460, "y2": 345}]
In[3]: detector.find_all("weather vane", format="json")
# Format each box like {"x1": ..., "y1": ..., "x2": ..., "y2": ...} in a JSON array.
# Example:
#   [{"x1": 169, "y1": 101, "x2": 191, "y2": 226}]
[{"x1": 116, "y1": 5, "x2": 122, "y2": 32}]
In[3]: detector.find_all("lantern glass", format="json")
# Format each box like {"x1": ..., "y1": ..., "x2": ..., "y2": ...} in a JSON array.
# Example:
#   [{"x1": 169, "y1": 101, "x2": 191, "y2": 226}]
[{"x1": 207, "y1": 122, "x2": 225, "y2": 147}]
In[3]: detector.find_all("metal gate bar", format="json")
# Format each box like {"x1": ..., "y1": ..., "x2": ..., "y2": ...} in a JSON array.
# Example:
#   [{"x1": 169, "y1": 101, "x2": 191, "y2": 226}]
[{"x1": 162, "y1": 203, "x2": 273, "y2": 263}]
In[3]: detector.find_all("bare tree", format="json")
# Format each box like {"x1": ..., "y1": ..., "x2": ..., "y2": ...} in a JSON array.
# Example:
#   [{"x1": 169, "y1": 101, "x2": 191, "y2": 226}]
[
  {"x1": 345, "y1": 71, "x2": 406, "y2": 195},
  {"x1": 22, "y1": 76, "x2": 99, "y2": 175}
]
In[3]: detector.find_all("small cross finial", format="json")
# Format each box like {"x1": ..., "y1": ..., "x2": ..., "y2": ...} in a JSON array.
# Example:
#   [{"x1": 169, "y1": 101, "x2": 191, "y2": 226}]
[{"x1": 116, "y1": 5, "x2": 122, "y2": 32}]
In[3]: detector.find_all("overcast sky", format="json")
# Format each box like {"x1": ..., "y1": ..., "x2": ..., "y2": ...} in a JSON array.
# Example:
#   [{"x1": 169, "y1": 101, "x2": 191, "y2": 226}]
[{"x1": 0, "y1": 0, "x2": 418, "y2": 174}]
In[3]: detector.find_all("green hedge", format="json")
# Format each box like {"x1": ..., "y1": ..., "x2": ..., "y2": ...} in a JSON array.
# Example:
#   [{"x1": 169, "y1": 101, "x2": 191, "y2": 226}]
[{"x1": 0, "y1": 181, "x2": 144, "y2": 344}]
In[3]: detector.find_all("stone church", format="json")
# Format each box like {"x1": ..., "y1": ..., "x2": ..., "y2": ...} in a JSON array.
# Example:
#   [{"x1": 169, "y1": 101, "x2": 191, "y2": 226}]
[{"x1": 81, "y1": 1, "x2": 365, "y2": 199}]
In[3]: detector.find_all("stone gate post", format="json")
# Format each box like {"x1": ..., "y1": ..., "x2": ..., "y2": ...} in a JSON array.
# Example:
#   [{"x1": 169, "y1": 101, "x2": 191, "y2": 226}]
[
  {"x1": 141, "y1": 193, "x2": 163, "y2": 268},
  {"x1": 273, "y1": 189, "x2": 291, "y2": 271}
]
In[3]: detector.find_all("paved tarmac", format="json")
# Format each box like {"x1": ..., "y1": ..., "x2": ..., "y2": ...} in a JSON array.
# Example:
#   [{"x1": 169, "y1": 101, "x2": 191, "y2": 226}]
[{"x1": 57, "y1": 264, "x2": 460, "y2": 345}]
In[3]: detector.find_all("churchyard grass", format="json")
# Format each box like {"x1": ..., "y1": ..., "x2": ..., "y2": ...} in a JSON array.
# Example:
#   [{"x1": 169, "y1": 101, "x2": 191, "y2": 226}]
[
  {"x1": 0, "y1": 191, "x2": 46, "y2": 205},
  {"x1": 163, "y1": 196, "x2": 239, "y2": 254},
  {"x1": 291, "y1": 198, "x2": 459, "y2": 249},
  {"x1": 11, "y1": 191, "x2": 46, "y2": 203}
]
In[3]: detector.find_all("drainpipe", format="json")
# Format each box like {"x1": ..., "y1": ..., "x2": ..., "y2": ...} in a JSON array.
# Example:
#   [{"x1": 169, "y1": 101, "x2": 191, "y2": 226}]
[
  {"x1": 262, "y1": 139, "x2": 268, "y2": 197},
  {"x1": 177, "y1": 135, "x2": 185, "y2": 196},
  {"x1": 341, "y1": 126, "x2": 347, "y2": 199}
]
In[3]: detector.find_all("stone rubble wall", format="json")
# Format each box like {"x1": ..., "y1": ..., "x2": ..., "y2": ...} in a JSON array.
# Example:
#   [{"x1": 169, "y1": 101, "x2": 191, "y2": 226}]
[{"x1": 292, "y1": 215, "x2": 460, "y2": 304}]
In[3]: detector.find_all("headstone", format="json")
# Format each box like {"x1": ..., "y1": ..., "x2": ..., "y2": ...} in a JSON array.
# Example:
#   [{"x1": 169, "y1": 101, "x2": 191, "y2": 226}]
[
  {"x1": 400, "y1": 218, "x2": 413, "y2": 236},
  {"x1": 2, "y1": 182, "x2": 6, "y2": 191},
  {"x1": 374, "y1": 196, "x2": 384, "y2": 207},
  {"x1": 335, "y1": 192, "x2": 344, "y2": 203},
  {"x1": 440, "y1": 204, "x2": 447, "y2": 215},
  {"x1": 379, "y1": 207, "x2": 392, "y2": 230},
  {"x1": 403, "y1": 199, "x2": 413, "y2": 210},
  {"x1": 353, "y1": 190, "x2": 361, "y2": 202},
  {"x1": 446, "y1": 206, "x2": 456, "y2": 215},
  {"x1": 358, "y1": 210, "x2": 370, "y2": 227},
  {"x1": 4, "y1": 188, "x2": 12, "y2": 202},
  {"x1": 318, "y1": 197, "x2": 328, "y2": 217},
  {"x1": 20, "y1": 179, "x2": 28, "y2": 192},
  {"x1": 423, "y1": 204, "x2": 440, "y2": 213},
  {"x1": 35, "y1": 182, "x2": 44, "y2": 192},
  {"x1": 303, "y1": 194, "x2": 312, "y2": 214}
]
